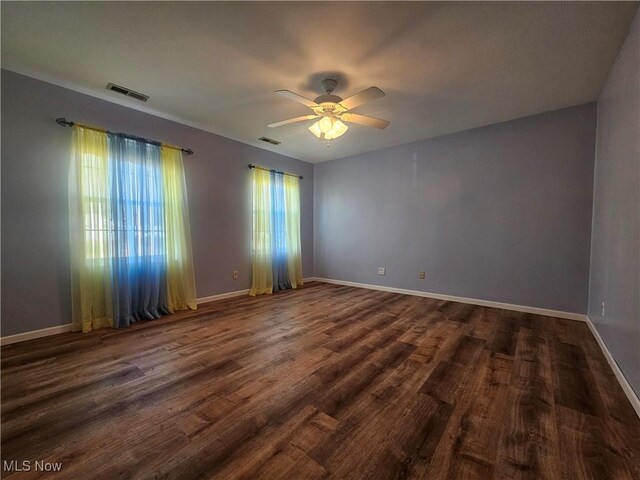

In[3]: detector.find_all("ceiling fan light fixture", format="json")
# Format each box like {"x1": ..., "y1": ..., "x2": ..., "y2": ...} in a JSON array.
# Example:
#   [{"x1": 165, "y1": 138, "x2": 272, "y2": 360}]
[
  {"x1": 309, "y1": 117, "x2": 348, "y2": 140},
  {"x1": 318, "y1": 116, "x2": 334, "y2": 133},
  {"x1": 325, "y1": 119, "x2": 348, "y2": 140},
  {"x1": 308, "y1": 121, "x2": 324, "y2": 139}
]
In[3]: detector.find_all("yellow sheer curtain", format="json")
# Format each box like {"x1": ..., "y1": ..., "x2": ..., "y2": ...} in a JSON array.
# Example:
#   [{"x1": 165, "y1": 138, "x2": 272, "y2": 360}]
[
  {"x1": 69, "y1": 127, "x2": 113, "y2": 332},
  {"x1": 162, "y1": 147, "x2": 197, "y2": 311},
  {"x1": 250, "y1": 169, "x2": 273, "y2": 295},
  {"x1": 284, "y1": 175, "x2": 304, "y2": 288}
]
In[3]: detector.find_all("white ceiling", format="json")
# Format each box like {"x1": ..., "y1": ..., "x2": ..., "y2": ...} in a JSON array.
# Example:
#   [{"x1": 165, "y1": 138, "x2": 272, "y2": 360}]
[{"x1": 2, "y1": 2, "x2": 637, "y2": 163}]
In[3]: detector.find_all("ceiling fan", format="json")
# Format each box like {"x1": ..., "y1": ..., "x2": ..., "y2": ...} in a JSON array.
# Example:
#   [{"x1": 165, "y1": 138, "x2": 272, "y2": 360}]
[{"x1": 268, "y1": 78, "x2": 390, "y2": 140}]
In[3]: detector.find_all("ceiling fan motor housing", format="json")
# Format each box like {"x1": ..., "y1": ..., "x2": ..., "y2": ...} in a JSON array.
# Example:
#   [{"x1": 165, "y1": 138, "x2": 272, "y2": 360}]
[
  {"x1": 311, "y1": 79, "x2": 346, "y2": 117},
  {"x1": 314, "y1": 94, "x2": 342, "y2": 104}
]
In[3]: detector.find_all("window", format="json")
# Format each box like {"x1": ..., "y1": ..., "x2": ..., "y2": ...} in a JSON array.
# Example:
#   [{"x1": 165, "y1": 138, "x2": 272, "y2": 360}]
[{"x1": 81, "y1": 139, "x2": 166, "y2": 260}]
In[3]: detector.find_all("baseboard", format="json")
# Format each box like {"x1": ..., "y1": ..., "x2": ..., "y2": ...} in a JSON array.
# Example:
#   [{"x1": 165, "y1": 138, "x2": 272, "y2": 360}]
[
  {"x1": 196, "y1": 289, "x2": 250, "y2": 304},
  {"x1": 0, "y1": 324, "x2": 73, "y2": 346},
  {"x1": 585, "y1": 316, "x2": 640, "y2": 418},
  {"x1": 197, "y1": 277, "x2": 317, "y2": 304},
  {"x1": 312, "y1": 277, "x2": 587, "y2": 322}
]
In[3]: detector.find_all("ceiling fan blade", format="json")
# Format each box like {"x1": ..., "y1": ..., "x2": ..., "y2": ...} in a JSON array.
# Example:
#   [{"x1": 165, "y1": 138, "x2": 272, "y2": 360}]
[
  {"x1": 339, "y1": 87, "x2": 385, "y2": 110},
  {"x1": 267, "y1": 115, "x2": 319, "y2": 128},
  {"x1": 275, "y1": 90, "x2": 318, "y2": 108},
  {"x1": 341, "y1": 113, "x2": 390, "y2": 129}
]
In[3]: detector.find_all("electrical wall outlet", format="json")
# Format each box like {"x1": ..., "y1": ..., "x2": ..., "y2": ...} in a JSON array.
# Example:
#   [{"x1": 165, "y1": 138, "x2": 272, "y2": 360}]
[
  {"x1": 419, "y1": 272, "x2": 426, "y2": 279},
  {"x1": 233, "y1": 271, "x2": 239, "y2": 279},
  {"x1": 601, "y1": 301, "x2": 605, "y2": 317},
  {"x1": 377, "y1": 267, "x2": 386, "y2": 276}
]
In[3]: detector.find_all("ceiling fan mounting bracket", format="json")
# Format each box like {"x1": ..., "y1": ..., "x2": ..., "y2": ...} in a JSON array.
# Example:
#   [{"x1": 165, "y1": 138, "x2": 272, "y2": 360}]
[{"x1": 321, "y1": 78, "x2": 338, "y2": 95}]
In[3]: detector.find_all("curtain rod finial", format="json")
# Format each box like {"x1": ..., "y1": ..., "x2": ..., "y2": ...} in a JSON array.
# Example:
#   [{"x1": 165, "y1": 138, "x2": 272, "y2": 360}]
[{"x1": 56, "y1": 117, "x2": 73, "y2": 127}]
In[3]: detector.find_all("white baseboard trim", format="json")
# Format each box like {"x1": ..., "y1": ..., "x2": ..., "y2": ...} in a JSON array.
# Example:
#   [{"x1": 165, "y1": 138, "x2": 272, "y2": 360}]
[
  {"x1": 311, "y1": 277, "x2": 587, "y2": 322},
  {"x1": 197, "y1": 289, "x2": 250, "y2": 305},
  {"x1": 585, "y1": 316, "x2": 640, "y2": 418},
  {"x1": 197, "y1": 277, "x2": 318, "y2": 305},
  {"x1": 197, "y1": 277, "x2": 317, "y2": 305},
  {"x1": 1, "y1": 324, "x2": 73, "y2": 346}
]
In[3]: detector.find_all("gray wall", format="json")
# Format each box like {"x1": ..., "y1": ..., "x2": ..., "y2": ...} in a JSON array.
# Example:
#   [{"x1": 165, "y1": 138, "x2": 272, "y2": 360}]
[
  {"x1": 589, "y1": 11, "x2": 640, "y2": 396},
  {"x1": 1, "y1": 70, "x2": 314, "y2": 337},
  {"x1": 314, "y1": 104, "x2": 596, "y2": 314}
]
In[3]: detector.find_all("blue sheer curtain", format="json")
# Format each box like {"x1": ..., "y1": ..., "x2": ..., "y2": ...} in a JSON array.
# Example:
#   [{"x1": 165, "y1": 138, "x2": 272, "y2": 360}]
[
  {"x1": 270, "y1": 171, "x2": 291, "y2": 291},
  {"x1": 108, "y1": 135, "x2": 169, "y2": 327}
]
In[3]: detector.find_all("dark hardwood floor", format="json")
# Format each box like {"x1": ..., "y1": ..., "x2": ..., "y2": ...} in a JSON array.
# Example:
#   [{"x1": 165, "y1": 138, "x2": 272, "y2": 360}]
[{"x1": 2, "y1": 282, "x2": 639, "y2": 479}]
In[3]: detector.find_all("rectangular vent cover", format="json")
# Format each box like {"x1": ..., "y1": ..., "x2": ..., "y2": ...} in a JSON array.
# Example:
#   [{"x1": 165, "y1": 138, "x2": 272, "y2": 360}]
[
  {"x1": 106, "y1": 83, "x2": 149, "y2": 102},
  {"x1": 258, "y1": 137, "x2": 281, "y2": 146}
]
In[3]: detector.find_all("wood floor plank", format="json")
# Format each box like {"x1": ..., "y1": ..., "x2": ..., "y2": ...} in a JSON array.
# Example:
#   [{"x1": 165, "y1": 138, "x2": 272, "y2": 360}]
[
  {"x1": 2, "y1": 282, "x2": 638, "y2": 479},
  {"x1": 556, "y1": 405, "x2": 636, "y2": 480},
  {"x1": 496, "y1": 324, "x2": 562, "y2": 479},
  {"x1": 419, "y1": 335, "x2": 484, "y2": 404},
  {"x1": 456, "y1": 350, "x2": 513, "y2": 466}
]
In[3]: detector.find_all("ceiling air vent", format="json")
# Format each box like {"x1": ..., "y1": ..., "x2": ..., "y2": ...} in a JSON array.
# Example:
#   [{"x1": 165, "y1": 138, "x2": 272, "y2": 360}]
[
  {"x1": 106, "y1": 83, "x2": 149, "y2": 102},
  {"x1": 258, "y1": 137, "x2": 281, "y2": 146}
]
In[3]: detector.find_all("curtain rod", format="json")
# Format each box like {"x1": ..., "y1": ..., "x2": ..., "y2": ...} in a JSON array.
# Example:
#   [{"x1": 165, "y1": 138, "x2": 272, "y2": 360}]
[
  {"x1": 248, "y1": 163, "x2": 303, "y2": 180},
  {"x1": 55, "y1": 118, "x2": 194, "y2": 155}
]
